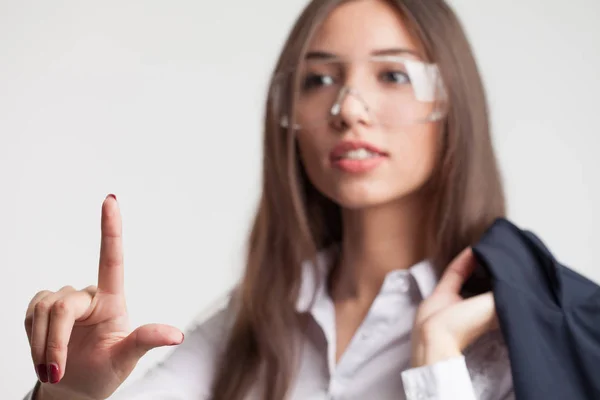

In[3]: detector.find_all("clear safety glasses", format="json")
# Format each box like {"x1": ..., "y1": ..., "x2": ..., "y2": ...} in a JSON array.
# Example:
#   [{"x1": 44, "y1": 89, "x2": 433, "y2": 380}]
[{"x1": 271, "y1": 55, "x2": 448, "y2": 130}]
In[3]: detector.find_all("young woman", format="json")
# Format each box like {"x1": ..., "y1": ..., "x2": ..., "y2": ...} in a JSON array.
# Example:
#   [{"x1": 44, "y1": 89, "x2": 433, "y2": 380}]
[{"x1": 23, "y1": 0, "x2": 514, "y2": 399}]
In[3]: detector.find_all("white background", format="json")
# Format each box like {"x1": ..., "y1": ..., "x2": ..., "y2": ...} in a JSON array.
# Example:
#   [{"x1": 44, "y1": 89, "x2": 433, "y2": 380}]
[{"x1": 1, "y1": 0, "x2": 598, "y2": 397}]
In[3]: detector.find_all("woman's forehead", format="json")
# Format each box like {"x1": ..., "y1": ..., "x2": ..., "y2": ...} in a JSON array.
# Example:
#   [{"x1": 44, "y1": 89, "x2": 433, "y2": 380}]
[{"x1": 307, "y1": 0, "x2": 421, "y2": 59}]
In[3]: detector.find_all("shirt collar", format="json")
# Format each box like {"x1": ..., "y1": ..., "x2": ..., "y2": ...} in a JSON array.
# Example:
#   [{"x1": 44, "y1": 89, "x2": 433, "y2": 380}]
[
  {"x1": 409, "y1": 259, "x2": 439, "y2": 298},
  {"x1": 295, "y1": 250, "x2": 331, "y2": 313},
  {"x1": 295, "y1": 248, "x2": 439, "y2": 313}
]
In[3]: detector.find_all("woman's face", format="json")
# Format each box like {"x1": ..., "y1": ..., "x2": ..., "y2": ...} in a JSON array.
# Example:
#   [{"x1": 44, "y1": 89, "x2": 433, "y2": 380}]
[{"x1": 295, "y1": 0, "x2": 443, "y2": 210}]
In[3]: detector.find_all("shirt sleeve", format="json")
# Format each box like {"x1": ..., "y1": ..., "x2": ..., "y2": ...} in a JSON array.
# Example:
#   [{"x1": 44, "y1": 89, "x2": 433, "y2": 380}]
[
  {"x1": 23, "y1": 305, "x2": 231, "y2": 400},
  {"x1": 401, "y1": 356, "x2": 477, "y2": 400}
]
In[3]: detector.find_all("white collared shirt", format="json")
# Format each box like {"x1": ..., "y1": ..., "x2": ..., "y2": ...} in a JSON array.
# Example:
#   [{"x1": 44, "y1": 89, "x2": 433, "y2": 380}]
[{"x1": 25, "y1": 252, "x2": 514, "y2": 399}]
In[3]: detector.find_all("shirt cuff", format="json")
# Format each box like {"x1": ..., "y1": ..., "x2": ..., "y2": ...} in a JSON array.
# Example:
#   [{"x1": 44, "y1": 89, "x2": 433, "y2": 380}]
[{"x1": 401, "y1": 356, "x2": 477, "y2": 400}]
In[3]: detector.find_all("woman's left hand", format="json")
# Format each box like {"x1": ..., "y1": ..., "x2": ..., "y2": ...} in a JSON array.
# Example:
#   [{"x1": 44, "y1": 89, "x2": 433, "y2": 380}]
[{"x1": 410, "y1": 247, "x2": 498, "y2": 368}]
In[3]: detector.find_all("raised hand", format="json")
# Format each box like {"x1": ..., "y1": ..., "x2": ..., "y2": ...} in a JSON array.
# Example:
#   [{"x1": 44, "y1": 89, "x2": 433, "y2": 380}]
[
  {"x1": 410, "y1": 247, "x2": 498, "y2": 367},
  {"x1": 24, "y1": 195, "x2": 184, "y2": 400}
]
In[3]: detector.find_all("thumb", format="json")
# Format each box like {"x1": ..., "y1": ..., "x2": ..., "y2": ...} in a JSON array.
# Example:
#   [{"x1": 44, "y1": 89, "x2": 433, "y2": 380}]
[{"x1": 112, "y1": 324, "x2": 184, "y2": 369}]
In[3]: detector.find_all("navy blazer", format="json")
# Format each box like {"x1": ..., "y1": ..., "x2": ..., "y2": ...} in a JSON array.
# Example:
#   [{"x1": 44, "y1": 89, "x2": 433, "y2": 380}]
[{"x1": 468, "y1": 218, "x2": 600, "y2": 400}]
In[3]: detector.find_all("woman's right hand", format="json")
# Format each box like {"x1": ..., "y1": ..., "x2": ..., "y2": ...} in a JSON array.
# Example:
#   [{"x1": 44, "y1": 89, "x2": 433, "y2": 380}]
[
  {"x1": 410, "y1": 247, "x2": 498, "y2": 368},
  {"x1": 24, "y1": 195, "x2": 184, "y2": 400}
]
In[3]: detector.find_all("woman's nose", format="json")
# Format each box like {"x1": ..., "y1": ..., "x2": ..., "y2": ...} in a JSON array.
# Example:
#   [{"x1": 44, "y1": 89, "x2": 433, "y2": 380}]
[{"x1": 329, "y1": 86, "x2": 373, "y2": 131}]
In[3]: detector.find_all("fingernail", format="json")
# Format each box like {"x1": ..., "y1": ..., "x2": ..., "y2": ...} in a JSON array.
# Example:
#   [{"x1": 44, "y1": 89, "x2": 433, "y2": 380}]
[
  {"x1": 170, "y1": 332, "x2": 184, "y2": 346},
  {"x1": 36, "y1": 364, "x2": 48, "y2": 383},
  {"x1": 107, "y1": 194, "x2": 117, "y2": 201},
  {"x1": 47, "y1": 363, "x2": 60, "y2": 384}
]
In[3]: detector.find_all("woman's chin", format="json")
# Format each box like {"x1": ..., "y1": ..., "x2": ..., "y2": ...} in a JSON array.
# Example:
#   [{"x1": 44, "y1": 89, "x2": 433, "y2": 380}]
[{"x1": 328, "y1": 189, "x2": 400, "y2": 210}]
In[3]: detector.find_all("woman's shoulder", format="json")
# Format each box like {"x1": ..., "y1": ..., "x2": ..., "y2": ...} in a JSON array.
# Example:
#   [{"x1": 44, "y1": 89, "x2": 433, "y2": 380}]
[{"x1": 184, "y1": 289, "x2": 239, "y2": 348}]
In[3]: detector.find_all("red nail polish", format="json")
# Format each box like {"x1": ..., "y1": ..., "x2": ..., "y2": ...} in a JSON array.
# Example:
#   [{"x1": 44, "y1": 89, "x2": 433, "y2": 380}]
[
  {"x1": 107, "y1": 194, "x2": 117, "y2": 201},
  {"x1": 47, "y1": 363, "x2": 60, "y2": 384},
  {"x1": 36, "y1": 364, "x2": 48, "y2": 383}
]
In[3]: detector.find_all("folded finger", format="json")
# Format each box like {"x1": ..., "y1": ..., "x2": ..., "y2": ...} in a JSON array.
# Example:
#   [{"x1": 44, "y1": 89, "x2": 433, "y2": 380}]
[
  {"x1": 25, "y1": 290, "x2": 53, "y2": 343},
  {"x1": 45, "y1": 290, "x2": 95, "y2": 384},
  {"x1": 30, "y1": 286, "x2": 76, "y2": 380}
]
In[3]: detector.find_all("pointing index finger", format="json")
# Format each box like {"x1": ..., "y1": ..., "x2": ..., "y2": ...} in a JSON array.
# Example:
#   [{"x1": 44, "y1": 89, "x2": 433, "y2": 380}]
[{"x1": 98, "y1": 194, "x2": 124, "y2": 295}]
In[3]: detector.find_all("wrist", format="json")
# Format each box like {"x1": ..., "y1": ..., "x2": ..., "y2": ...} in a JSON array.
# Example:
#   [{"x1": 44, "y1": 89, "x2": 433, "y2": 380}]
[
  {"x1": 36, "y1": 385, "x2": 96, "y2": 400},
  {"x1": 411, "y1": 327, "x2": 461, "y2": 368},
  {"x1": 36, "y1": 386, "x2": 66, "y2": 400}
]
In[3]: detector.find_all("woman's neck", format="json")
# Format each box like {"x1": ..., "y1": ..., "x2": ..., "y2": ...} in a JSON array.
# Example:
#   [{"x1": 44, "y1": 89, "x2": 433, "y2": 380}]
[{"x1": 330, "y1": 195, "x2": 428, "y2": 302}]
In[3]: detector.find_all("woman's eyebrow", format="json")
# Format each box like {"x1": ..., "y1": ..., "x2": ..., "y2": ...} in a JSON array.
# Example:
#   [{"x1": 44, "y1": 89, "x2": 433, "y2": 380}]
[{"x1": 305, "y1": 47, "x2": 422, "y2": 60}]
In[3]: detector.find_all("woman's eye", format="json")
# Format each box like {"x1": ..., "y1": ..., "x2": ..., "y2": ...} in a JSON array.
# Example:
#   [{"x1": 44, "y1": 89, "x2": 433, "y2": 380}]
[
  {"x1": 302, "y1": 74, "x2": 335, "y2": 90},
  {"x1": 381, "y1": 71, "x2": 410, "y2": 85}
]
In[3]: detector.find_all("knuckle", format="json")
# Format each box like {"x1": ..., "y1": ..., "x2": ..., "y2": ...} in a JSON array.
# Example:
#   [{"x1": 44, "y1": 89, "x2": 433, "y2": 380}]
[
  {"x1": 28, "y1": 290, "x2": 52, "y2": 308},
  {"x1": 30, "y1": 342, "x2": 46, "y2": 357},
  {"x1": 102, "y1": 258, "x2": 121, "y2": 269},
  {"x1": 420, "y1": 318, "x2": 446, "y2": 337},
  {"x1": 46, "y1": 339, "x2": 67, "y2": 353},
  {"x1": 82, "y1": 285, "x2": 97, "y2": 295},
  {"x1": 34, "y1": 300, "x2": 53, "y2": 315},
  {"x1": 419, "y1": 318, "x2": 434, "y2": 332},
  {"x1": 51, "y1": 300, "x2": 70, "y2": 317},
  {"x1": 445, "y1": 268, "x2": 463, "y2": 280},
  {"x1": 59, "y1": 285, "x2": 76, "y2": 292}
]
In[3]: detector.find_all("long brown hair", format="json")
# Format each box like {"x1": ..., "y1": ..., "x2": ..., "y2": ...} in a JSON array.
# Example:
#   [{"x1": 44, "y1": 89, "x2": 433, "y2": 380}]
[{"x1": 210, "y1": 0, "x2": 505, "y2": 399}]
